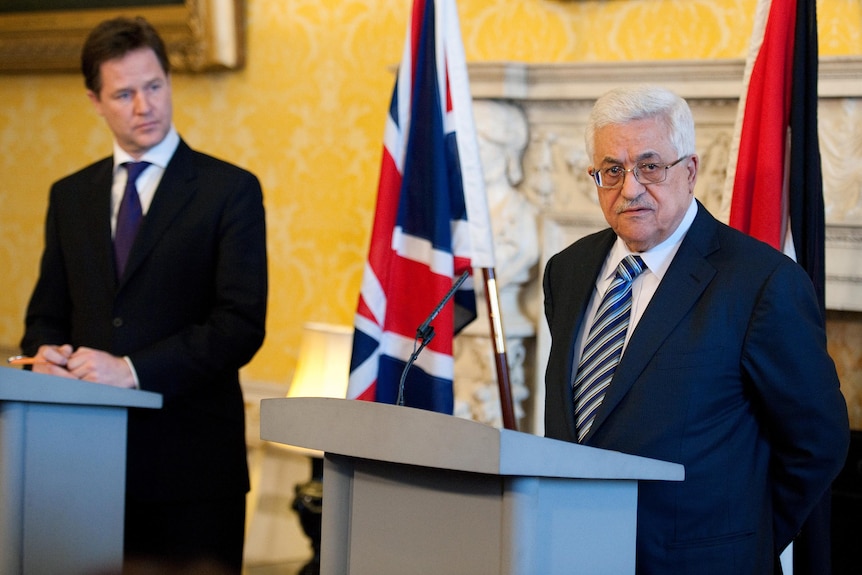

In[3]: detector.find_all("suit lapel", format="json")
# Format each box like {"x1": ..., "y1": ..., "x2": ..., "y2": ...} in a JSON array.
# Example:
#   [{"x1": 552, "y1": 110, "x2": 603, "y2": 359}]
[
  {"x1": 561, "y1": 232, "x2": 615, "y2": 342},
  {"x1": 119, "y1": 141, "x2": 197, "y2": 284},
  {"x1": 550, "y1": 230, "x2": 616, "y2": 440},
  {"x1": 584, "y1": 204, "x2": 721, "y2": 442},
  {"x1": 79, "y1": 159, "x2": 118, "y2": 293}
]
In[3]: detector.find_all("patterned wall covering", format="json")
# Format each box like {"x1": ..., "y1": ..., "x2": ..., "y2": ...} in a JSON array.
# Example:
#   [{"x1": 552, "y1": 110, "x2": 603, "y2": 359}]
[{"x1": 1, "y1": 0, "x2": 860, "y2": 388}]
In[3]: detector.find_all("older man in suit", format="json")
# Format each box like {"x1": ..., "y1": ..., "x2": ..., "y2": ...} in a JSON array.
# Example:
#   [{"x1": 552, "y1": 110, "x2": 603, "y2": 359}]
[
  {"x1": 20, "y1": 17, "x2": 267, "y2": 573},
  {"x1": 543, "y1": 85, "x2": 848, "y2": 573}
]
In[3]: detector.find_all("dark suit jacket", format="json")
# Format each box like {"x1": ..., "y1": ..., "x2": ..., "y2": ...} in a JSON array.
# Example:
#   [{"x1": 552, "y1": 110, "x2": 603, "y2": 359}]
[
  {"x1": 22, "y1": 139, "x2": 268, "y2": 503},
  {"x1": 543, "y1": 201, "x2": 848, "y2": 574}
]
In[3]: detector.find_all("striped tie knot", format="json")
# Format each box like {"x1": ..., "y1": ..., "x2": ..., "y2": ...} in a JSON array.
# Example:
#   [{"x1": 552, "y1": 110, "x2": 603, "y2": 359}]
[
  {"x1": 617, "y1": 254, "x2": 645, "y2": 283},
  {"x1": 573, "y1": 254, "x2": 647, "y2": 442}
]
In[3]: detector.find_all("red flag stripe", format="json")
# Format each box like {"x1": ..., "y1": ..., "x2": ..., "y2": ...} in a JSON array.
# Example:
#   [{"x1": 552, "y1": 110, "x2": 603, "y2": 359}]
[{"x1": 728, "y1": 0, "x2": 796, "y2": 252}]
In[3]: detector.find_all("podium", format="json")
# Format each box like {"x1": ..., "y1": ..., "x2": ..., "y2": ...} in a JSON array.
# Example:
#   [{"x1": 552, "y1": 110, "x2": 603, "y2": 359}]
[
  {"x1": 261, "y1": 397, "x2": 684, "y2": 575},
  {"x1": 0, "y1": 366, "x2": 162, "y2": 574}
]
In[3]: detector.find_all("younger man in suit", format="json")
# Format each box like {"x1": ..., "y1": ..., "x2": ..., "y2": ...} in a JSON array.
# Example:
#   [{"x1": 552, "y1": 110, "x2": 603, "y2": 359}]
[
  {"x1": 543, "y1": 85, "x2": 848, "y2": 573},
  {"x1": 21, "y1": 16, "x2": 267, "y2": 572}
]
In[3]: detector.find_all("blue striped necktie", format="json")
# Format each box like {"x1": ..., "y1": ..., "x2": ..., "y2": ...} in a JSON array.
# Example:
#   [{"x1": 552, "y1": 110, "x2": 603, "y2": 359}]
[
  {"x1": 115, "y1": 161, "x2": 150, "y2": 278},
  {"x1": 573, "y1": 255, "x2": 646, "y2": 442}
]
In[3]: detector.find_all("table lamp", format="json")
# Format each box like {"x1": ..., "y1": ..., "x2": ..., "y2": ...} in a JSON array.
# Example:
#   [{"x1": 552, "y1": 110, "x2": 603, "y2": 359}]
[
  {"x1": 287, "y1": 322, "x2": 353, "y2": 401},
  {"x1": 285, "y1": 322, "x2": 353, "y2": 575}
]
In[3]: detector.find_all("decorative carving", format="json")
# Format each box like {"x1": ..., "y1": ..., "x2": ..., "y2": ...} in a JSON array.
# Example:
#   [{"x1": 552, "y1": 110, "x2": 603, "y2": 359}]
[
  {"x1": 454, "y1": 100, "x2": 537, "y2": 429},
  {"x1": 453, "y1": 335, "x2": 530, "y2": 428},
  {"x1": 820, "y1": 99, "x2": 862, "y2": 223}
]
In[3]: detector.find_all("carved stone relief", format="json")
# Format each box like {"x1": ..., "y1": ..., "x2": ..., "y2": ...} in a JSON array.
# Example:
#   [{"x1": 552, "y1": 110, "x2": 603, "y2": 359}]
[{"x1": 453, "y1": 100, "x2": 536, "y2": 429}]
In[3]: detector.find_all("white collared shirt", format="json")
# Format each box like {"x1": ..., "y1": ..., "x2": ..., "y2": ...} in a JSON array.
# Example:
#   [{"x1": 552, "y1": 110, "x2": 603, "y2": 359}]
[
  {"x1": 574, "y1": 198, "x2": 699, "y2": 366},
  {"x1": 110, "y1": 126, "x2": 180, "y2": 237}
]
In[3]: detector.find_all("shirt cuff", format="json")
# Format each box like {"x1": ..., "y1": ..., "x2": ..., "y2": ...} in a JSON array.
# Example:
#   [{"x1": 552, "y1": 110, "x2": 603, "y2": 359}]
[{"x1": 123, "y1": 356, "x2": 140, "y2": 389}]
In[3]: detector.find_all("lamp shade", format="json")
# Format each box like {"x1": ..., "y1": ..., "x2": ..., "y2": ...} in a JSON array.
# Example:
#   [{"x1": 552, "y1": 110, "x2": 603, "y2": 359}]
[{"x1": 287, "y1": 322, "x2": 354, "y2": 399}]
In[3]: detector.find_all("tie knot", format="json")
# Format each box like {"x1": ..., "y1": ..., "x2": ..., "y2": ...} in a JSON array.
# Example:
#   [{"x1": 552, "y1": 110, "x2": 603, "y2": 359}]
[
  {"x1": 123, "y1": 161, "x2": 150, "y2": 183},
  {"x1": 616, "y1": 255, "x2": 646, "y2": 283}
]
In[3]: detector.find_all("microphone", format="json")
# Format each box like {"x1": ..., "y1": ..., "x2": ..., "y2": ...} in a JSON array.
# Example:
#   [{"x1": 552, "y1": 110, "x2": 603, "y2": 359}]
[{"x1": 396, "y1": 269, "x2": 471, "y2": 406}]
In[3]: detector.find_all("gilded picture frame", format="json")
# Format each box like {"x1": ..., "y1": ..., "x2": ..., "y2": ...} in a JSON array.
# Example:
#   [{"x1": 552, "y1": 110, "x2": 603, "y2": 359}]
[{"x1": 0, "y1": 0, "x2": 244, "y2": 73}]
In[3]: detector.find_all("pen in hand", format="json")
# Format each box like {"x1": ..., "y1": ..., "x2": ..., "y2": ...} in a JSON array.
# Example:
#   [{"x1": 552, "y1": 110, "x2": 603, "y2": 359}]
[{"x1": 7, "y1": 355, "x2": 50, "y2": 366}]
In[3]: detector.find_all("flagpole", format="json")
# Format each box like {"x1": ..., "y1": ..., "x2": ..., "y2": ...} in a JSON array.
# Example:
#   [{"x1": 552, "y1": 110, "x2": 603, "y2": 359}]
[{"x1": 481, "y1": 268, "x2": 517, "y2": 431}]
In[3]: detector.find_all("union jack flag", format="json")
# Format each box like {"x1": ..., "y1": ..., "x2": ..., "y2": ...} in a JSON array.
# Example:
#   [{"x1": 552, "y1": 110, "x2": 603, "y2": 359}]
[{"x1": 347, "y1": 0, "x2": 494, "y2": 413}]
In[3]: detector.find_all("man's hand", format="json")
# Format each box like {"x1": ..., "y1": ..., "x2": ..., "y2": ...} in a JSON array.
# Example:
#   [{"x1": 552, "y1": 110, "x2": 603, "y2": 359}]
[
  {"x1": 64, "y1": 347, "x2": 136, "y2": 388},
  {"x1": 31, "y1": 344, "x2": 75, "y2": 379}
]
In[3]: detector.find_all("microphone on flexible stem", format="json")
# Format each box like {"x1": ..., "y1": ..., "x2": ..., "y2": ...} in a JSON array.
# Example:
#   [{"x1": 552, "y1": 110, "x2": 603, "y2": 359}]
[{"x1": 396, "y1": 269, "x2": 471, "y2": 407}]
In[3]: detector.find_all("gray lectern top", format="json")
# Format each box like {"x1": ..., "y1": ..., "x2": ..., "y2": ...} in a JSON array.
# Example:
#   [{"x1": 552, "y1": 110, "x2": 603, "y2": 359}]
[
  {"x1": 0, "y1": 366, "x2": 162, "y2": 409},
  {"x1": 260, "y1": 397, "x2": 683, "y2": 482},
  {"x1": 1, "y1": 365, "x2": 162, "y2": 575}
]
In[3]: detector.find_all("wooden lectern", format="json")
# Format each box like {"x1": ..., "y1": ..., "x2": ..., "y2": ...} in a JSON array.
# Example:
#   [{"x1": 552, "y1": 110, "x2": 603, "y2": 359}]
[
  {"x1": 0, "y1": 366, "x2": 162, "y2": 574},
  {"x1": 260, "y1": 397, "x2": 684, "y2": 575}
]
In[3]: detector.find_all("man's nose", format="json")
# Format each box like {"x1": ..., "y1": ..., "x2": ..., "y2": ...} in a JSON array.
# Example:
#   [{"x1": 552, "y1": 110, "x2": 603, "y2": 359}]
[
  {"x1": 133, "y1": 92, "x2": 151, "y2": 114},
  {"x1": 620, "y1": 168, "x2": 645, "y2": 198}
]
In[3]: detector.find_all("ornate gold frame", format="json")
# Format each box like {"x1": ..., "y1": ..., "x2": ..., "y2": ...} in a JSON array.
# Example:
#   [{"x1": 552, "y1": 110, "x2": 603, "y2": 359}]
[{"x1": 0, "y1": 0, "x2": 244, "y2": 73}]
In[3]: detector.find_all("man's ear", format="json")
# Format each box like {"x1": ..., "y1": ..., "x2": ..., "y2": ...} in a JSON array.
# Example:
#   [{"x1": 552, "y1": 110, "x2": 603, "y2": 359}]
[
  {"x1": 86, "y1": 90, "x2": 103, "y2": 116},
  {"x1": 687, "y1": 154, "x2": 699, "y2": 189}
]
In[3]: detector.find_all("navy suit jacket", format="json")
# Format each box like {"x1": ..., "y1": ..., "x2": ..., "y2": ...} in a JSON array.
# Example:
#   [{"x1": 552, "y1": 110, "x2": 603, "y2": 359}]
[
  {"x1": 22, "y1": 140, "x2": 268, "y2": 502},
  {"x1": 543, "y1": 201, "x2": 848, "y2": 574}
]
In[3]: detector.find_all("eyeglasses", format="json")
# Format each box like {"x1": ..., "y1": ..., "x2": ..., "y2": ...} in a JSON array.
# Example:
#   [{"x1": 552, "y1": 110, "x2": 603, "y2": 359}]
[{"x1": 589, "y1": 155, "x2": 689, "y2": 189}]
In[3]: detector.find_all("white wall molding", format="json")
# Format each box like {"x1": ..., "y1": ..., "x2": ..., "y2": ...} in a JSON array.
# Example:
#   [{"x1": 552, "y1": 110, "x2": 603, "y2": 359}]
[{"x1": 469, "y1": 56, "x2": 862, "y2": 100}]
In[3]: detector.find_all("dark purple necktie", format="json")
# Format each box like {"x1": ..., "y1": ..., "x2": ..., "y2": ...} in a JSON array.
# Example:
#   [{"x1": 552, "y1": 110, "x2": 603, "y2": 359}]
[{"x1": 114, "y1": 161, "x2": 150, "y2": 278}]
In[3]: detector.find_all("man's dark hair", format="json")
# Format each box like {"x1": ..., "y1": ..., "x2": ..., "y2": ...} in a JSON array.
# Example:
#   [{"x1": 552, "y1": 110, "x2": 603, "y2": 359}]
[{"x1": 81, "y1": 16, "x2": 170, "y2": 95}]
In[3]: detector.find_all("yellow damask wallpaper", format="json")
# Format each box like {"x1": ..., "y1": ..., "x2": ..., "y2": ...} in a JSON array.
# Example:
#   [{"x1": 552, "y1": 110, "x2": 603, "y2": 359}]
[{"x1": 0, "y1": 0, "x2": 860, "y2": 387}]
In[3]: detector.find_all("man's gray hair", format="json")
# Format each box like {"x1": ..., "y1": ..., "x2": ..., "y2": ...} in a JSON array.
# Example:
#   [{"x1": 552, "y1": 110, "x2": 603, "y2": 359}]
[{"x1": 585, "y1": 85, "x2": 696, "y2": 160}]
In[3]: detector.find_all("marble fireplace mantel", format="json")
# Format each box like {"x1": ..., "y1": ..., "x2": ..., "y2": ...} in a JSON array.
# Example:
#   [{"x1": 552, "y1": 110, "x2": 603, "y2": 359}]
[{"x1": 468, "y1": 57, "x2": 862, "y2": 99}]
